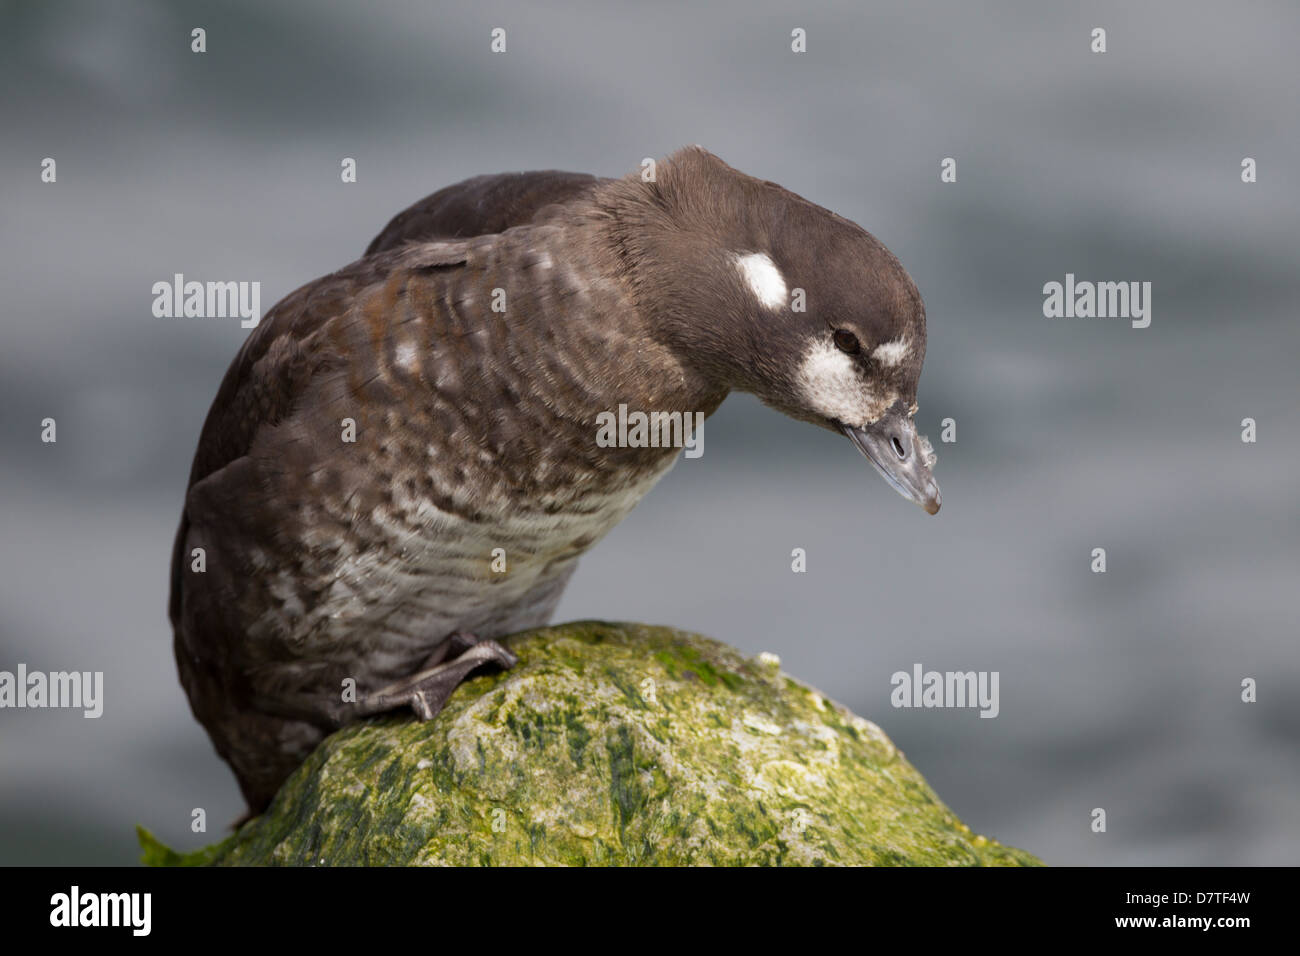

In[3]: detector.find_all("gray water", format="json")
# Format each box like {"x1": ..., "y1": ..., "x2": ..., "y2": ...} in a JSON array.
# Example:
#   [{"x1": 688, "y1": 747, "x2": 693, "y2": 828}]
[{"x1": 2, "y1": 0, "x2": 1297, "y2": 865}]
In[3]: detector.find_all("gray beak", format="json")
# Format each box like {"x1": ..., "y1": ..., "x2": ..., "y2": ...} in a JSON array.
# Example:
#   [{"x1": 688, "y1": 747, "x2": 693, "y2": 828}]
[{"x1": 841, "y1": 402, "x2": 941, "y2": 515}]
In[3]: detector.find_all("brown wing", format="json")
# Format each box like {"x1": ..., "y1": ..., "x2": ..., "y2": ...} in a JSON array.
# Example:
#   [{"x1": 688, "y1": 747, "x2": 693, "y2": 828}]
[
  {"x1": 171, "y1": 167, "x2": 606, "y2": 627},
  {"x1": 168, "y1": 239, "x2": 482, "y2": 808},
  {"x1": 364, "y1": 170, "x2": 608, "y2": 255},
  {"x1": 167, "y1": 245, "x2": 471, "y2": 628}
]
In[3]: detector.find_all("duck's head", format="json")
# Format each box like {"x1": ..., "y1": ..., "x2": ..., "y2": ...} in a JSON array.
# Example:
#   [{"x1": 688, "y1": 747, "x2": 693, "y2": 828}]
[{"x1": 623, "y1": 147, "x2": 941, "y2": 515}]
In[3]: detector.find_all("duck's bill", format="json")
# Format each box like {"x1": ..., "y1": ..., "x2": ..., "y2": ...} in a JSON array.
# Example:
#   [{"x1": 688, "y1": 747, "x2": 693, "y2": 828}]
[{"x1": 841, "y1": 404, "x2": 941, "y2": 515}]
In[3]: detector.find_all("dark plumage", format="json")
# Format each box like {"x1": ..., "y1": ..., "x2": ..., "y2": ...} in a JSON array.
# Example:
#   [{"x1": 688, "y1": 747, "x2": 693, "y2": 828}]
[
  {"x1": 170, "y1": 147, "x2": 939, "y2": 812},
  {"x1": 364, "y1": 170, "x2": 608, "y2": 255}
]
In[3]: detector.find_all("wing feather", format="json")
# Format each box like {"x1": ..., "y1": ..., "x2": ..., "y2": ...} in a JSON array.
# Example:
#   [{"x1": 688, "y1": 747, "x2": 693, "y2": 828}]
[{"x1": 365, "y1": 170, "x2": 607, "y2": 254}]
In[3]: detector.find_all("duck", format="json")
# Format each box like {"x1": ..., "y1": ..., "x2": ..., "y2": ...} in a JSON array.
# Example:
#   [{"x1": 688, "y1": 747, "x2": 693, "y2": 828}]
[{"x1": 170, "y1": 146, "x2": 940, "y2": 812}]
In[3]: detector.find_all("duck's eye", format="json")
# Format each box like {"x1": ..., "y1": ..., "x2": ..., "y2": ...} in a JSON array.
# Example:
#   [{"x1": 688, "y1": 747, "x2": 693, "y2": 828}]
[{"x1": 832, "y1": 329, "x2": 861, "y2": 355}]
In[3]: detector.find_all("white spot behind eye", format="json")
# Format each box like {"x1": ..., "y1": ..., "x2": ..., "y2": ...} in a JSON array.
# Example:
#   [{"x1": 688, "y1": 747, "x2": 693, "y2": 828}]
[
  {"x1": 797, "y1": 340, "x2": 896, "y2": 427},
  {"x1": 733, "y1": 252, "x2": 787, "y2": 309},
  {"x1": 872, "y1": 338, "x2": 910, "y2": 366}
]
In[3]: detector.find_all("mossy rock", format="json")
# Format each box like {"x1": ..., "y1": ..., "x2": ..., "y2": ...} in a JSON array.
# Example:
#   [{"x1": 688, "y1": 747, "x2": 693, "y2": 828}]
[{"x1": 143, "y1": 621, "x2": 1040, "y2": 866}]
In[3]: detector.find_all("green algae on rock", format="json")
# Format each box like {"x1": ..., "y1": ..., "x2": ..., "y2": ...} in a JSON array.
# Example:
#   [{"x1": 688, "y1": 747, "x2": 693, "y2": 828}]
[{"x1": 146, "y1": 621, "x2": 1041, "y2": 866}]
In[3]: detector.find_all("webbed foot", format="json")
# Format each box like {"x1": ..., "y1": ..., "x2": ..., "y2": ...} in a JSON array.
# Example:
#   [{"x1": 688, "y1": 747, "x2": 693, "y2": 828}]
[{"x1": 355, "y1": 631, "x2": 517, "y2": 721}]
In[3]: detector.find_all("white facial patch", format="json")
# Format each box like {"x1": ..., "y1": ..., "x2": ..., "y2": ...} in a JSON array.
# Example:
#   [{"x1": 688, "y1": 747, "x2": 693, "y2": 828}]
[
  {"x1": 733, "y1": 252, "x2": 787, "y2": 309},
  {"x1": 797, "y1": 340, "x2": 896, "y2": 427},
  {"x1": 916, "y1": 432, "x2": 937, "y2": 469},
  {"x1": 872, "y1": 337, "x2": 910, "y2": 367}
]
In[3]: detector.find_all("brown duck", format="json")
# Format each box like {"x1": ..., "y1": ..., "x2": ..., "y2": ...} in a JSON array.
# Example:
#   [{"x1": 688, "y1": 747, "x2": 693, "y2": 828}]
[{"x1": 169, "y1": 147, "x2": 940, "y2": 813}]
